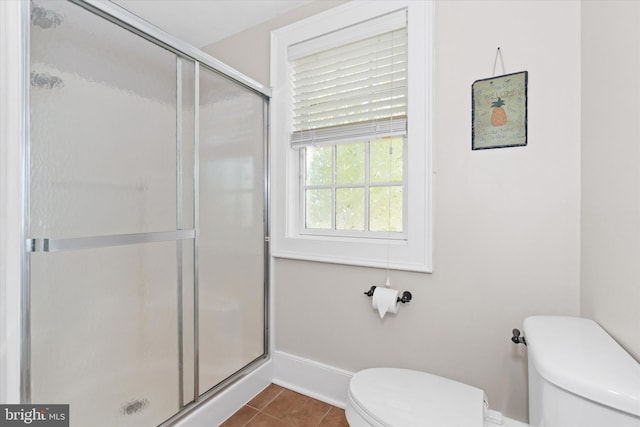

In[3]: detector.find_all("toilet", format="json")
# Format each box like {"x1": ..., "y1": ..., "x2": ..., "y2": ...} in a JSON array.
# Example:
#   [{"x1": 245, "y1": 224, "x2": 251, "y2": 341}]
[{"x1": 345, "y1": 316, "x2": 640, "y2": 426}]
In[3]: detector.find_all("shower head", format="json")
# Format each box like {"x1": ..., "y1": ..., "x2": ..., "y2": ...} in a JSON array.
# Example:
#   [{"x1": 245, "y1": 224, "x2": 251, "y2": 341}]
[
  {"x1": 31, "y1": 3, "x2": 63, "y2": 29},
  {"x1": 31, "y1": 72, "x2": 64, "y2": 89}
]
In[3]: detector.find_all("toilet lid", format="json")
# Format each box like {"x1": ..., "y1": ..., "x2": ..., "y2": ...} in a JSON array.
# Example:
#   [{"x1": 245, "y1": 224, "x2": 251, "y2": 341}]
[{"x1": 348, "y1": 368, "x2": 485, "y2": 427}]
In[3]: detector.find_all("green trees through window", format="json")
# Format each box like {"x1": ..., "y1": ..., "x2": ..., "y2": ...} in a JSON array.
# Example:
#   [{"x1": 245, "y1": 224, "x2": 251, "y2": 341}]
[{"x1": 304, "y1": 137, "x2": 403, "y2": 233}]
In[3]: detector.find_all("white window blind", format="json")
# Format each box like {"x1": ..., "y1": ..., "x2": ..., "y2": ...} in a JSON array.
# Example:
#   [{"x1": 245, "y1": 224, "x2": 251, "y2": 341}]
[{"x1": 289, "y1": 10, "x2": 408, "y2": 148}]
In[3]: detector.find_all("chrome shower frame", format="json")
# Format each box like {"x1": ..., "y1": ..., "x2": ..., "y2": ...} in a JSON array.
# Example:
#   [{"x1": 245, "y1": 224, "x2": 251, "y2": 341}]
[{"x1": 16, "y1": 0, "x2": 271, "y2": 422}]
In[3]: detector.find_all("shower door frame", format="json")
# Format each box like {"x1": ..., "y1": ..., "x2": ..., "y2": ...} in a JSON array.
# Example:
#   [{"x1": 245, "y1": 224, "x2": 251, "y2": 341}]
[{"x1": 15, "y1": 0, "x2": 271, "y2": 421}]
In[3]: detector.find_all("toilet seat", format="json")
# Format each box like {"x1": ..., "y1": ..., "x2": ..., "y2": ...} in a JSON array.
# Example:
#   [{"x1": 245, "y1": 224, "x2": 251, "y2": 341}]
[{"x1": 346, "y1": 368, "x2": 486, "y2": 427}]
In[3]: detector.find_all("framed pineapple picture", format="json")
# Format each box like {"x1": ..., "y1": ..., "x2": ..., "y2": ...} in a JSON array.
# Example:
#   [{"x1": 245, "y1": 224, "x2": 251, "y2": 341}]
[{"x1": 472, "y1": 71, "x2": 528, "y2": 150}]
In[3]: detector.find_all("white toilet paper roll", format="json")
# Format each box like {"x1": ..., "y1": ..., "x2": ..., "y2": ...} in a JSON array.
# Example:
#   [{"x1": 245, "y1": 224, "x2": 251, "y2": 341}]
[{"x1": 372, "y1": 287, "x2": 400, "y2": 319}]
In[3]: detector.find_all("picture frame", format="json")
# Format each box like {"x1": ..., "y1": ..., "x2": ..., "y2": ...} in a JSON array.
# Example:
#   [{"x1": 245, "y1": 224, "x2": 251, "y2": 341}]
[{"x1": 472, "y1": 71, "x2": 528, "y2": 150}]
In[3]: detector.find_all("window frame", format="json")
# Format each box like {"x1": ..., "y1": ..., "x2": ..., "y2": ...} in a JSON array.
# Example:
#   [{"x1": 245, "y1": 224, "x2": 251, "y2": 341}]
[{"x1": 270, "y1": 0, "x2": 433, "y2": 272}]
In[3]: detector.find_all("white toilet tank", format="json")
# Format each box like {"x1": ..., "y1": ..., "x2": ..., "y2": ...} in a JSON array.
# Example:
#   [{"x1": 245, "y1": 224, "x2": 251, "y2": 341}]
[{"x1": 523, "y1": 316, "x2": 640, "y2": 427}]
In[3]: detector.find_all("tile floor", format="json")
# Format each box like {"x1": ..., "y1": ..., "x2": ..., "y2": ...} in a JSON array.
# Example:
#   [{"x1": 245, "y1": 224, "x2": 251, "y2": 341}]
[{"x1": 220, "y1": 384, "x2": 349, "y2": 427}]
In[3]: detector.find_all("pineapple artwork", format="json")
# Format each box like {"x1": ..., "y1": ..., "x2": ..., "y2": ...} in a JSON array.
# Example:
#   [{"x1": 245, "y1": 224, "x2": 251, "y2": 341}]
[
  {"x1": 490, "y1": 97, "x2": 507, "y2": 126},
  {"x1": 472, "y1": 71, "x2": 528, "y2": 149}
]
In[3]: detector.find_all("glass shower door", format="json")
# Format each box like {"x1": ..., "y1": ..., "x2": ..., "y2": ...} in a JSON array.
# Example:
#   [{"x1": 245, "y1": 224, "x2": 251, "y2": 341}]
[
  {"x1": 28, "y1": 1, "x2": 194, "y2": 425},
  {"x1": 198, "y1": 66, "x2": 266, "y2": 394}
]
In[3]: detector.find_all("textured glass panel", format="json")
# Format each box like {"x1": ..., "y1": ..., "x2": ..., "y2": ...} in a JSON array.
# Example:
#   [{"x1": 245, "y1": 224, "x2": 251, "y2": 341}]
[
  {"x1": 199, "y1": 66, "x2": 265, "y2": 394},
  {"x1": 29, "y1": 0, "x2": 177, "y2": 239},
  {"x1": 30, "y1": 243, "x2": 181, "y2": 427},
  {"x1": 305, "y1": 146, "x2": 332, "y2": 185},
  {"x1": 336, "y1": 143, "x2": 365, "y2": 184},
  {"x1": 370, "y1": 186, "x2": 403, "y2": 232},
  {"x1": 336, "y1": 187, "x2": 365, "y2": 230},
  {"x1": 370, "y1": 138, "x2": 403, "y2": 183},
  {"x1": 28, "y1": 1, "x2": 194, "y2": 422},
  {"x1": 305, "y1": 189, "x2": 332, "y2": 229}
]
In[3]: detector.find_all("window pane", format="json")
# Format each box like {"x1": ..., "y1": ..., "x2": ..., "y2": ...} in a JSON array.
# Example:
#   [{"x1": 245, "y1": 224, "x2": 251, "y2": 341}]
[
  {"x1": 336, "y1": 143, "x2": 365, "y2": 184},
  {"x1": 370, "y1": 138, "x2": 403, "y2": 183},
  {"x1": 370, "y1": 186, "x2": 403, "y2": 232},
  {"x1": 306, "y1": 146, "x2": 333, "y2": 185},
  {"x1": 336, "y1": 187, "x2": 364, "y2": 231},
  {"x1": 306, "y1": 189, "x2": 332, "y2": 229}
]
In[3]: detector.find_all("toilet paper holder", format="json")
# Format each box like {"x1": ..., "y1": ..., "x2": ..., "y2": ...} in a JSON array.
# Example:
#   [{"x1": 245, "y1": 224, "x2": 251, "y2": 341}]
[
  {"x1": 511, "y1": 328, "x2": 527, "y2": 346},
  {"x1": 364, "y1": 285, "x2": 412, "y2": 303}
]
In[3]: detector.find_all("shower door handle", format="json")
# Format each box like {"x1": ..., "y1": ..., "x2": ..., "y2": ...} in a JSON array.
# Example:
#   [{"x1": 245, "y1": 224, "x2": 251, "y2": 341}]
[{"x1": 26, "y1": 229, "x2": 196, "y2": 253}]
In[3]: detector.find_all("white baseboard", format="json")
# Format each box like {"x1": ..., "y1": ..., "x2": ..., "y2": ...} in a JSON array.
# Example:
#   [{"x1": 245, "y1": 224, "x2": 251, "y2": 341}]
[
  {"x1": 271, "y1": 351, "x2": 529, "y2": 426},
  {"x1": 173, "y1": 358, "x2": 273, "y2": 427},
  {"x1": 272, "y1": 350, "x2": 354, "y2": 409},
  {"x1": 175, "y1": 352, "x2": 529, "y2": 426}
]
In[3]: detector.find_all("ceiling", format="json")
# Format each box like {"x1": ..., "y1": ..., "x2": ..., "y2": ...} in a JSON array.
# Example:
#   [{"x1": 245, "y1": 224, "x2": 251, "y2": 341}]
[{"x1": 111, "y1": 0, "x2": 315, "y2": 48}]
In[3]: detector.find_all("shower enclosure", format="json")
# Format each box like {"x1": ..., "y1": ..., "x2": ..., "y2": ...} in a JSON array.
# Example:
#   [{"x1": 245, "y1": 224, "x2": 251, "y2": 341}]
[{"x1": 22, "y1": 1, "x2": 268, "y2": 425}]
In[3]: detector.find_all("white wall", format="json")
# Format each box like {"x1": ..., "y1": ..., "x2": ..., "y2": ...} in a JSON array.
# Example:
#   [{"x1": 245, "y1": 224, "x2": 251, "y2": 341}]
[
  {"x1": 581, "y1": 1, "x2": 640, "y2": 361},
  {"x1": 201, "y1": 1, "x2": 347, "y2": 86},
  {"x1": 205, "y1": 1, "x2": 580, "y2": 423}
]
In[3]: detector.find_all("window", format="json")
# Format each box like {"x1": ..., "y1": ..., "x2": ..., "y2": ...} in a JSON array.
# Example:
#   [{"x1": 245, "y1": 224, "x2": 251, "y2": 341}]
[
  {"x1": 302, "y1": 138, "x2": 405, "y2": 237},
  {"x1": 271, "y1": 1, "x2": 432, "y2": 272},
  {"x1": 292, "y1": 16, "x2": 407, "y2": 238}
]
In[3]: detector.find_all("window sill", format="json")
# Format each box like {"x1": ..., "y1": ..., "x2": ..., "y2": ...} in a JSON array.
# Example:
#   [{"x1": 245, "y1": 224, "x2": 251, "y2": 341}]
[{"x1": 271, "y1": 234, "x2": 432, "y2": 273}]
